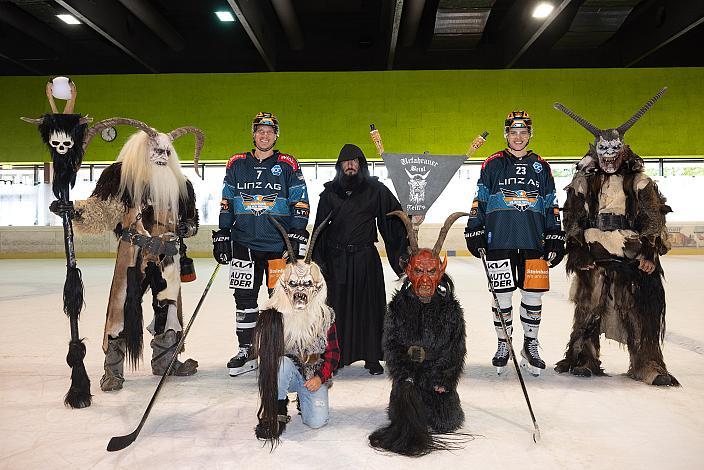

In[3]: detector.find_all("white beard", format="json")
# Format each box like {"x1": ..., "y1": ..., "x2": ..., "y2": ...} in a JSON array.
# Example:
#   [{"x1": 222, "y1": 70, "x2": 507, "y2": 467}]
[{"x1": 147, "y1": 164, "x2": 182, "y2": 224}]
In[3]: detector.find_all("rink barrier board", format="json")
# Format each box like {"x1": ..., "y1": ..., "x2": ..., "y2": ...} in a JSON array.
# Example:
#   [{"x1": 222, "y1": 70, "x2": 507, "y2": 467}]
[{"x1": 2, "y1": 225, "x2": 703, "y2": 258}]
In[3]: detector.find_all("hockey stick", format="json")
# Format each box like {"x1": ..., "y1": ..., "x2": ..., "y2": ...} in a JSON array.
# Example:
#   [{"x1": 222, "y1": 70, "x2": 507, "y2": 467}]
[
  {"x1": 477, "y1": 248, "x2": 541, "y2": 443},
  {"x1": 107, "y1": 263, "x2": 221, "y2": 452}
]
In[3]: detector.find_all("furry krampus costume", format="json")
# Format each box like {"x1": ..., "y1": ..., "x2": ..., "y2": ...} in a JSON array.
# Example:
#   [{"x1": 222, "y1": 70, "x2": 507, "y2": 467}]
[
  {"x1": 72, "y1": 117, "x2": 204, "y2": 392},
  {"x1": 553, "y1": 88, "x2": 678, "y2": 386},
  {"x1": 369, "y1": 211, "x2": 468, "y2": 457},
  {"x1": 253, "y1": 216, "x2": 337, "y2": 448}
]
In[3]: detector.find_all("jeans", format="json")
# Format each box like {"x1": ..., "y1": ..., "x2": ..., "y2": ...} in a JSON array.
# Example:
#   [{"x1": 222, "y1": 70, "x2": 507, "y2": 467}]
[{"x1": 278, "y1": 356, "x2": 329, "y2": 429}]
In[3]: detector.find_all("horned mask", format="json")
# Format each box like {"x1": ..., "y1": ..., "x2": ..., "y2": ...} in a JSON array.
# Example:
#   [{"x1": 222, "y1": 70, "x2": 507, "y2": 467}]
[
  {"x1": 554, "y1": 87, "x2": 667, "y2": 174},
  {"x1": 269, "y1": 214, "x2": 331, "y2": 311},
  {"x1": 390, "y1": 211, "x2": 468, "y2": 303}
]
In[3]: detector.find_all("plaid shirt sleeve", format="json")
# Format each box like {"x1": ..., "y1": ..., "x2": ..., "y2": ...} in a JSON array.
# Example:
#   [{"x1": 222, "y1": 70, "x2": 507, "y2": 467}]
[{"x1": 316, "y1": 323, "x2": 340, "y2": 383}]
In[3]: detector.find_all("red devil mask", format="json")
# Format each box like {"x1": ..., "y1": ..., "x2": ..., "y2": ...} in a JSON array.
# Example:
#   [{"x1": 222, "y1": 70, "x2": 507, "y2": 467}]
[
  {"x1": 390, "y1": 210, "x2": 468, "y2": 302},
  {"x1": 405, "y1": 249, "x2": 448, "y2": 302}
]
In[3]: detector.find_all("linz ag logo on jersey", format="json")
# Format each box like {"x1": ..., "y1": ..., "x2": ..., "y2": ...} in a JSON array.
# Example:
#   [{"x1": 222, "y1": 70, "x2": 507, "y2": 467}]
[
  {"x1": 501, "y1": 189, "x2": 539, "y2": 212},
  {"x1": 241, "y1": 193, "x2": 277, "y2": 215},
  {"x1": 236, "y1": 181, "x2": 282, "y2": 190},
  {"x1": 498, "y1": 177, "x2": 539, "y2": 187}
]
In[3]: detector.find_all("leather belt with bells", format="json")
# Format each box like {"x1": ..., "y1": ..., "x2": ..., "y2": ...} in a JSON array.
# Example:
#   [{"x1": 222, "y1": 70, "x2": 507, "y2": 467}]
[{"x1": 407, "y1": 345, "x2": 426, "y2": 363}]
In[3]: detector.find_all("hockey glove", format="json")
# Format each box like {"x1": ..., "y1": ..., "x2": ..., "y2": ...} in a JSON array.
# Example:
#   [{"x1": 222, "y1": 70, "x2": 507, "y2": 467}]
[
  {"x1": 286, "y1": 229, "x2": 310, "y2": 259},
  {"x1": 464, "y1": 227, "x2": 487, "y2": 258},
  {"x1": 544, "y1": 230, "x2": 566, "y2": 268},
  {"x1": 212, "y1": 229, "x2": 232, "y2": 265}
]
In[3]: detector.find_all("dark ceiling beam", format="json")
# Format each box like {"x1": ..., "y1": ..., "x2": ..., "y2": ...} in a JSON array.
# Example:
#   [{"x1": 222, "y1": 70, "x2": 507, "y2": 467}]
[
  {"x1": 0, "y1": 2, "x2": 68, "y2": 53},
  {"x1": 619, "y1": 0, "x2": 704, "y2": 67},
  {"x1": 115, "y1": 0, "x2": 184, "y2": 52},
  {"x1": 400, "y1": 0, "x2": 425, "y2": 47},
  {"x1": 504, "y1": 0, "x2": 574, "y2": 68},
  {"x1": 226, "y1": 0, "x2": 276, "y2": 71},
  {"x1": 271, "y1": 0, "x2": 304, "y2": 51},
  {"x1": 0, "y1": 49, "x2": 41, "y2": 74},
  {"x1": 53, "y1": 0, "x2": 162, "y2": 73},
  {"x1": 387, "y1": 0, "x2": 405, "y2": 69}
]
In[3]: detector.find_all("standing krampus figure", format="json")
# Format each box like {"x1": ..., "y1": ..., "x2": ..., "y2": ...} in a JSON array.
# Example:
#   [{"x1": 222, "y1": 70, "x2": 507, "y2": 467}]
[
  {"x1": 369, "y1": 211, "x2": 468, "y2": 456},
  {"x1": 553, "y1": 88, "x2": 678, "y2": 386},
  {"x1": 67, "y1": 117, "x2": 204, "y2": 392},
  {"x1": 253, "y1": 216, "x2": 339, "y2": 448}
]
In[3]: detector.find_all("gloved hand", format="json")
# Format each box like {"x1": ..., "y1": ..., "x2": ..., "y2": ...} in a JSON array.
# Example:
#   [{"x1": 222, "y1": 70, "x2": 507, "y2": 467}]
[
  {"x1": 176, "y1": 221, "x2": 196, "y2": 238},
  {"x1": 212, "y1": 229, "x2": 232, "y2": 265},
  {"x1": 464, "y1": 227, "x2": 486, "y2": 258},
  {"x1": 287, "y1": 229, "x2": 309, "y2": 259},
  {"x1": 544, "y1": 230, "x2": 566, "y2": 268},
  {"x1": 49, "y1": 199, "x2": 76, "y2": 218}
]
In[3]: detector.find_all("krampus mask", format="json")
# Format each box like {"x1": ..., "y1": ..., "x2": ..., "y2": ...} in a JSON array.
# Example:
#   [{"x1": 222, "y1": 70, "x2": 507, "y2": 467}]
[
  {"x1": 82, "y1": 117, "x2": 205, "y2": 176},
  {"x1": 390, "y1": 211, "x2": 469, "y2": 303},
  {"x1": 554, "y1": 87, "x2": 667, "y2": 174}
]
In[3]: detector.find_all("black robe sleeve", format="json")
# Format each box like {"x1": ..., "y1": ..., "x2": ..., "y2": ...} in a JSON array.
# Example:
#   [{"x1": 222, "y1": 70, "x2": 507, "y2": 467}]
[
  {"x1": 311, "y1": 190, "x2": 332, "y2": 270},
  {"x1": 376, "y1": 184, "x2": 408, "y2": 276}
]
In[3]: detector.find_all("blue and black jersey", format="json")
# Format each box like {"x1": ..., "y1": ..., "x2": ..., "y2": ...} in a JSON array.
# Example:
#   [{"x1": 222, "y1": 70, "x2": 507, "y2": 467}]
[
  {"x1": 467, "y1": 150, "x2": 561, "y2": 251},
  {"x1": 219, "y1": 150, "x2": 310, "y2": 252}
]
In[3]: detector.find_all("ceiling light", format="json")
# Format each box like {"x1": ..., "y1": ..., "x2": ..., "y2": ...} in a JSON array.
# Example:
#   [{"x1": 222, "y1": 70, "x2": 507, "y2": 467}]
[
  {"x1": 532, "y1": 2, "x2": 554, "y2": 19},
  {"x1": 57, "y1": 14, "x2": 81, "y2": 25},
  {"x1": 215, "y1": 11, "x2": 235, "y2": 22}
]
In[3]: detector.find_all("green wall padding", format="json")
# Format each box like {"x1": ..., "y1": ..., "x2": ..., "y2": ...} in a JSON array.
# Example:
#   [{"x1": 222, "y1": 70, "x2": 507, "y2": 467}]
[{"x1": 2, "y1": 68, "x2": 702, "y2": 163}]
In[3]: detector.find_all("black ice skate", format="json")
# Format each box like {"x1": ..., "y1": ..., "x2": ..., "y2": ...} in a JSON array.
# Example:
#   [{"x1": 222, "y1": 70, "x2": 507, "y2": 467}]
[
  {"x1": 227, "y1": 345, "x2": 258, "y2": 376},
  {"x1": 520, "y1": 337, "x2": 545, "y2": 377},
  {"x1": 492, "y1": 338, "x2": 510, "y2": 375}
]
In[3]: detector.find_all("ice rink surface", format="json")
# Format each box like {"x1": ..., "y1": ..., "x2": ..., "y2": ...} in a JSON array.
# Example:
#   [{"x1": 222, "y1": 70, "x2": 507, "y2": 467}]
[{"x1": 1, "y1": 255, "x2": 703, "y2": 470}]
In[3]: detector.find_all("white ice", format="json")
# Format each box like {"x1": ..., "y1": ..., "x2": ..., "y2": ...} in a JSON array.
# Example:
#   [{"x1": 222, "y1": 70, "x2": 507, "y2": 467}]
[{"x1": 1, "y1": 256, "x2": 703, "y2": 470}]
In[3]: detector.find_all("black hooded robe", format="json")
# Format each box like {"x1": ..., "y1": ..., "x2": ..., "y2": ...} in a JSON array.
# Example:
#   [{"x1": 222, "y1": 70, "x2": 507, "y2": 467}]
[{"x1": 312, "y1": 162, "x2": 408, "y2": 366}]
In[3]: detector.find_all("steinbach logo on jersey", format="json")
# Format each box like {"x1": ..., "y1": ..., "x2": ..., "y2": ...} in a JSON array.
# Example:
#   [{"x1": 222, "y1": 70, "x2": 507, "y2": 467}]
[
  {"x1": 241, "y1": 193, "x2": 277, "y2": 215},
  {"x1": 501, "y1": 189, "x2": 539, "y2": 212}
]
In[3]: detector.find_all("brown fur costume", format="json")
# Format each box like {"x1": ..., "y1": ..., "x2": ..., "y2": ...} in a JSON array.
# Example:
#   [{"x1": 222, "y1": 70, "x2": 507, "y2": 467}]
[{"x1": 555, "y1": 146, "x2": 678, "y2": 386}]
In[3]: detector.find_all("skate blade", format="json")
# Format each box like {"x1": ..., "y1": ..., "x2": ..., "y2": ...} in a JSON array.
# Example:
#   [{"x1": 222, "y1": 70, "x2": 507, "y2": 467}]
[
  {"x1": 520, "y1": 358, "x2": 541, "y2": 377},
  {"x1": 228, "y1": 359, "x2": 258, "y2": 377},
  {"x1": 496, "y1": 366, "x2": 506, "y2": 375}
]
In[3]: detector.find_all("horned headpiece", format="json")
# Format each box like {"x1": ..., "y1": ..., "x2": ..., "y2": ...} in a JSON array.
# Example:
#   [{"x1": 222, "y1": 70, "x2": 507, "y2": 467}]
[
  {"x1": 83, "y1": 117, "x2": 205, "y2": 176},
  {"x1": 554, "y1": 87, "x2": 667, "y2": 173},
  {"x1": 389, "y1": 211, "x2": 468, "y2": 301}
]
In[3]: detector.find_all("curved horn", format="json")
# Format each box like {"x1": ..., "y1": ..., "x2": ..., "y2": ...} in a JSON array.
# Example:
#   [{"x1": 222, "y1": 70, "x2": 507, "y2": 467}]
[
  {"x1": 553, "y1": 102, "x2": 601, "y2": 137},
  {"x1": 82, "y1": 117, "x2": 158, "y2": 153},
  {"x1": 62, "y1": 80, "x2": 77, "y2": 114},
  {"x1": 45, "y1": 80, "x2": 58, "y2": 114},
  {"x1": 168, "y1": 126, "x2": 205, "y2": 177},
  {"x1": 617, "y1": 87, "x2": 667, "y2": 135},
  {"x1": 268, "y1": 216, "x2": 296, "y2": 263},
  {"x1": 388, "y1": 210, "x2": 418, "y2": 253},
  {"x1": 432, "y1": 212, "x2": 469, "y2": 257},
  {"x1": 304, "y1": 212, "x2": 333, "y2": 264},
  {"x1": 20, "y1": 116, "x2": 44, "y2": 125}
]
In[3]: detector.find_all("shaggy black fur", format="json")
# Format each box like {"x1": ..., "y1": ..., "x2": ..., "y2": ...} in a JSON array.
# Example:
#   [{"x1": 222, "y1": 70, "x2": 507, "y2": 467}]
[
  {"x1": 253, "y1": 308, "x2": 286, "y2": 449},
  {"x1": 123, "y1": 265, "x2": 144, "y2": 369},
  {"x1": 369, "y1": 277, "x2": 467, "y2": 456},
  {"x1": 557, "y1": 146, "x2": 678, "y2": 385},
  {"x1": 63, "y1": 266, "x2": 84, "y2": 320},
  {"x1": 37, "y1": 113, "x2": 87, "y2": 201},
  {"x1": 64, "y1": 339, "x2": 92, "y2": 408}
]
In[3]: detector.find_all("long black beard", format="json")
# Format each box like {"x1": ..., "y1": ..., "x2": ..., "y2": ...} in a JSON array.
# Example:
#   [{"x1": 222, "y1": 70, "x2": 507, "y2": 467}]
[{"x1": 341, "y1": 172, "x2": 363, "y2": 190}]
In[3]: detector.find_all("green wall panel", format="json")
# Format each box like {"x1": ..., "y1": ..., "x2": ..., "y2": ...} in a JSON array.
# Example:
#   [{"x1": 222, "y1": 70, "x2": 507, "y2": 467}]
[{"x1": 1, "y1": 68, "x2": 702, "y2": 163}]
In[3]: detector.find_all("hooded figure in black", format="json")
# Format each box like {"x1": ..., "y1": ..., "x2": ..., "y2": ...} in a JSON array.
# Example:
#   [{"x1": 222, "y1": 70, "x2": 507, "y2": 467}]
[{"x1": 312, "y1": 143, "x2": 408, "y2": 374}]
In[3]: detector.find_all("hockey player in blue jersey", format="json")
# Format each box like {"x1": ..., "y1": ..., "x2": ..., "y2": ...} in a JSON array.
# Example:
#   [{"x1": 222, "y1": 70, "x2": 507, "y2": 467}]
[
  {"x1": 465, "y1": 111, "x2": 565, "y2": 376},
  {"x1": 212, "y1": 112, "x2": 310, "y2": 376}
]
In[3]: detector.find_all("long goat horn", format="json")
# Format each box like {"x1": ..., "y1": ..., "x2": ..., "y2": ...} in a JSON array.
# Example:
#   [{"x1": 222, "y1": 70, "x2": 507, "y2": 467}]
[
  {"x1": 432, "y1": 212, "x2": 469, "y2": 257},
  {"x1": 82, "y1": 117, "x2": 158, "y2": 153},
  {"x1": 304, "y1": 212, "x2": 332, "y2": 264},
  {"x1": 553, "y1": 102, "x2": 601, "y2": 137},
  {"x1": 169, "y1": 126, "x2": 205, "y2": 177},
  {"x1": 617, "y1": 87, "x2": 667, "y2": 135},
  {"x1": 387, "y1": 210, "x2": 418, "y2": 253},
  {"x1": 268, "y1": 216, "x2": 296, "y2": 263}
]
